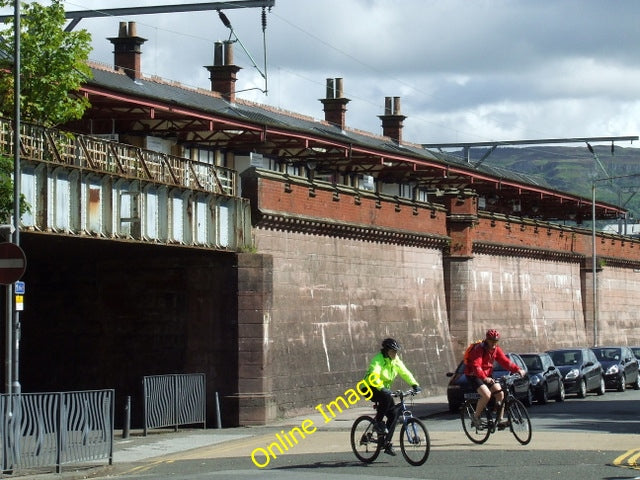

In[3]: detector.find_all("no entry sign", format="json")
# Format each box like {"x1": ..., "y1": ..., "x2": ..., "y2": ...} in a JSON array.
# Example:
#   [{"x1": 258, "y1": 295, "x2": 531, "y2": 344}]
[{"x1": 0, "y1": 242, "x2": 26, "y2": 285}]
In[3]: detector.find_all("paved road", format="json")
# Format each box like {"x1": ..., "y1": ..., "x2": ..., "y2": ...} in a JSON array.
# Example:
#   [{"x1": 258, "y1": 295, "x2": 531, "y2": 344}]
[{"x1": 19, "y1": 389, "x2": 640, "y2": 479}]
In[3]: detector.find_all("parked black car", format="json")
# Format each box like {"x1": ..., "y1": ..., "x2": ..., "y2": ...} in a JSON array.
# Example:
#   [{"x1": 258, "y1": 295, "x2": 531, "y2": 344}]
[
  {"x1": 547, "y1": 348, "x2": 605, "y2": 398},
  {"x1": 630, "y1": 347, "x2": 640, "y2": 369},
  {"x1": 520, "y1": 352, "x2": 565, "y2": 404},
  {"x1": 590, "y1": 346, "x2": 640, "y2": 391},
  {"x1": 446, "y1": 352, "x2": 531, "y2": 412}
]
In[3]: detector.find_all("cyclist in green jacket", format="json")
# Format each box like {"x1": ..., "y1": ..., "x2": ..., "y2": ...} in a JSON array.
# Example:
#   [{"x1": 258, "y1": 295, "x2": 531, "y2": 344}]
[{"x1": 364, "y1": 338, "x2": 421, "y2": 456}]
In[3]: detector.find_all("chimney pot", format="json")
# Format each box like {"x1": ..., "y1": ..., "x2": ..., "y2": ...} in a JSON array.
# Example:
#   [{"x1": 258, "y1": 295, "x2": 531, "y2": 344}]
[
  {"x1": 214, "y1": 42, "x2": 223, "y2": 66},
  {"x1": 118, "y1": 21, "x2": 127, "y2": 37},
  {"x1": 128, "y1": 21, "x2": 137, "y2": 37},
  {"x1": 384, "y1": 97, "x2": 392, "y2": 115},
  {"x1": 224, "y1": 40, "x2": 234, "y2": 65},
  {"x1": 393, "y1": 96, "x2": 401, "y2": 115},
  {"x1": 335, "y1": 78, "x2": 344, "y2": 99},
  {"x1": 325, "y1": 78, "x2": 335, "y2": 99}
]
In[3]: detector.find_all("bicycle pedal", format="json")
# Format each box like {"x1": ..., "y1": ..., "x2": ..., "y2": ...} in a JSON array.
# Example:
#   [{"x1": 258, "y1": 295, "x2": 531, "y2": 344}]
[{"x1": 497, "y1": 420, "x2": 510, "y2": 430}]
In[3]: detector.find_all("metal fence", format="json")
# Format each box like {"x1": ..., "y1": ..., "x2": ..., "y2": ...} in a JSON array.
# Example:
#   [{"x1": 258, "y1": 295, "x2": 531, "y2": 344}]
[
  {"x1": 0, "y1": 390, "x2": 114, "y2": 474},
  {"x1": 143, "y1": 374, "x2": 206, "y2": 435}
]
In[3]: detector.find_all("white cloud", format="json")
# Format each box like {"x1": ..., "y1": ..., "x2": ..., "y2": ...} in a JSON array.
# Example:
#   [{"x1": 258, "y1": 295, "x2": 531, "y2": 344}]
[{"x1": 2, "y1": 0, "x2": 639, "y2": 145}]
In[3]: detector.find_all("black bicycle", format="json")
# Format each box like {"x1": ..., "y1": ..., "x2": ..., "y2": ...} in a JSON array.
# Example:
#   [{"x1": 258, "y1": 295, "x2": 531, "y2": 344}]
[
  {"x1": 350, "y1": 389, "x2": 430, "y2": 466},
  {"x1": 460, "y1": 374, "x2": 532, "y2": 445}
]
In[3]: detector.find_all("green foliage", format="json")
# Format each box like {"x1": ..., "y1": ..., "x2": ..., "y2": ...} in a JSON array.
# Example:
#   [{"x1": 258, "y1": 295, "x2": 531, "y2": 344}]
[
  {"x1": 0, "y1": 0, "x2": 93, "y2": 127},
  {"x1": 0, "y1": 155, "x2": 29, "y2": 223}
]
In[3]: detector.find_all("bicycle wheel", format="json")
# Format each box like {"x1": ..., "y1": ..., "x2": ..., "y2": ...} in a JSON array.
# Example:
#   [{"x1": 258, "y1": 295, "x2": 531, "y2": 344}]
[
  {"x1": 460, "y1": 400, "x2": 491, "y2": 444},
  {"x1": 506, "y1": 398, "x2": 532, "y2": 445},
  {"x1": 399, "y1": 417, "x2": 430, "y2": 466},
  {"x1": 350, "y1": 415, "x2": 382, "y2": 463}
]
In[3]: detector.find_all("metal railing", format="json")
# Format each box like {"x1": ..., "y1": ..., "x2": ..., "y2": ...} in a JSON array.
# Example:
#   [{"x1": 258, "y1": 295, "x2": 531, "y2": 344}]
[
  {"x1": 0, "y1": 390, "x2": 114, "y2": 474},
  {"x1": 0, "y1": 117, "x2": 236, "y2": 196},
  {"x1": 143, "y1": 374, "x2": 206, "y2": 435},
  {"x1": 0, "y1": 116, "x2": 253, "y2": 250}
]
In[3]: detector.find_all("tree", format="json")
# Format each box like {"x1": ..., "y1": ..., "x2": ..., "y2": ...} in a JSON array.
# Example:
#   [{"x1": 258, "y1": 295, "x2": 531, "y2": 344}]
[
  {"x1": 0, "y1": 0, "x2": 93, "y2": 127},
  {"x1": 0, "y1": 0, "x2": 91, "y2": 223},
  {"x1": 0, "y1": 155, "x2": 28, "y2": 223}
]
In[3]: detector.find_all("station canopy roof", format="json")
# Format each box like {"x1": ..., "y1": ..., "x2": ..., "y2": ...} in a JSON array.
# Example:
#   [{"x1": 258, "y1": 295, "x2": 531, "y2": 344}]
[{"x1": 68, "y1": 63, "x2": 627, "y2": 222}]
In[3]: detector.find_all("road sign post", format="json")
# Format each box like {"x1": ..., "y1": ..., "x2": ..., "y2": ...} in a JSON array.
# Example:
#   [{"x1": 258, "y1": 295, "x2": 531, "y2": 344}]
[{"x1": 0, "y1": 242, "x2": 25, "y2": 398}]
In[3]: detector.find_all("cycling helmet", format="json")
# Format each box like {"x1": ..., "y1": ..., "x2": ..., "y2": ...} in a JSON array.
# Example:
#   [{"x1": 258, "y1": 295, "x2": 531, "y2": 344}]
[
  {"x1": 381, "y1": 338, "x2": 401, "y2": 352},
  {"x1": 485, "y1": 329, "x2": 501, "y2": 340}
]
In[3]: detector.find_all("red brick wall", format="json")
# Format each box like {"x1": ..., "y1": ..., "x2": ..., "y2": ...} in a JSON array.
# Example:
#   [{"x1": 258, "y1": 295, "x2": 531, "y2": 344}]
[{"x1": 253, "y1": 172, "x2": 448, "y2": 237}]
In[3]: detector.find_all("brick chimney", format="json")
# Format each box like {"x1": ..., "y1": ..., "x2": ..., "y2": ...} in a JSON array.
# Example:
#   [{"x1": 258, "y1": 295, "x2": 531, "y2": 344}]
[
  {"x1": 378, "y1": 96, "x2": 406, "y2": 143},
  {"x1": 108, "y1": 22, "x2": 147, "y2": 81},
  {"x1": 320, "y1": 78, "x2": 350, "y2": 130},
  {"x1": 205, "y1": 41, "x2": 242, "y2": 103}
]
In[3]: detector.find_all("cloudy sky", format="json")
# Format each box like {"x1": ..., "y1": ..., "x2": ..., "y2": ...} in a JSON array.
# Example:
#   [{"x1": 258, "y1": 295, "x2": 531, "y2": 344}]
[{"x1": 3, "y1": 0, "x2": 640, "y2": 147}]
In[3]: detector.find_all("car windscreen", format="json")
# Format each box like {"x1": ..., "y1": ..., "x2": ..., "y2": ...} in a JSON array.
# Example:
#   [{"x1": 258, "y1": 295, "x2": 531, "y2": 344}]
[
  {"x1": 549, "y1": 350, "x2": 582, "y2": 366},
  {"x1": 592, "y1": 348, "x2": 621, "y2": 362},
  {"x1": 521, "y1": 355, "x2": 543, "y2": 372}
]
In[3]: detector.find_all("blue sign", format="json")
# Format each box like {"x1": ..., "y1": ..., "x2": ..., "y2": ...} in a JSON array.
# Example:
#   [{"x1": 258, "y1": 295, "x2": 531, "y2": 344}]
[{"x1": 14, "y1": 280, "x2": 25, "y2": 294}]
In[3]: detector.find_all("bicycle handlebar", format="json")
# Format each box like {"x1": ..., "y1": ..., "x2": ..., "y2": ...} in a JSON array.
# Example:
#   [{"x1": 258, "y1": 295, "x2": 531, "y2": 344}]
[
  {"x1": 494, "y1": 373, "x2": 523, "y2": 385},
  {"x1": 391, "y1": 388, "x2": 421, "y2": 398}
]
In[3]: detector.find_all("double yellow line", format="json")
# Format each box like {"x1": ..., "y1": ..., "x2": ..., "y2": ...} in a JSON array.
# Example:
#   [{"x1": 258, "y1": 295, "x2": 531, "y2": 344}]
[{"x1": 614, "y1": 449, "x2": 640, "y2": 470}]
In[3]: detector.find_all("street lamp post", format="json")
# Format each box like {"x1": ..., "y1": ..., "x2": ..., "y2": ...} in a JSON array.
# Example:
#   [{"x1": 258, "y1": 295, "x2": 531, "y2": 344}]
[{"x1": 591, "y1": 181, "x2": 598, "y2": 347}]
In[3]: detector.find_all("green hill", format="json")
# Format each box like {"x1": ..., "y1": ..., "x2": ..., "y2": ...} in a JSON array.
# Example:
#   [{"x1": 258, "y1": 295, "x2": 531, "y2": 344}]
[{"x1": 453, "y1": 145, "x2": 640, "y2": 221}]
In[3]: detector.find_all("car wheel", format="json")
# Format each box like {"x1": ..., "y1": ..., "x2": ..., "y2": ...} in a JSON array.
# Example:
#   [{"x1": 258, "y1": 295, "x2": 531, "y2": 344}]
[
  {"x1": 538, "y1": 384, "x2": 548, "y2": 404},
  {"x1": 555, "y1": 381, "x2": 565, "y2": 402},
  {"x1": 634, "y1": 374, "x2": 640, "y2": 391},
  {"x1": 525, "y1": 387, "x2": 534, "y2": 407},
  {"x1": 597, "y1": 376, "x2": 606, "y2": 396},
  {"x1": 618, "y1": 375, "x2": 626, "y2": 392},
  {"x1": 577, "y1": 378, "x2": 587, "y2": 398}
]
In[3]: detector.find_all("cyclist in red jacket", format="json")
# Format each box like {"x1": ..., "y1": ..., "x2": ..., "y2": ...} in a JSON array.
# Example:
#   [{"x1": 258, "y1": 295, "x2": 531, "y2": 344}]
[{"x1": 464, "y1": 329, "x2": 525, "y2": 429}]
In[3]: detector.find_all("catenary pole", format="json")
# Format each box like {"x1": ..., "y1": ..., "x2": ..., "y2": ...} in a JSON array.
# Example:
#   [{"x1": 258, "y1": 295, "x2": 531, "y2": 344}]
[{"x1": 12, "y1": 0, "x2": 21, "y2": 396}]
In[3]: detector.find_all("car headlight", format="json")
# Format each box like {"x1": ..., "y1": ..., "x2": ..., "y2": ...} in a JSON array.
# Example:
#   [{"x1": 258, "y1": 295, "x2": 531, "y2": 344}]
[
  {"x1": 606, "y1": 365, "x2": 619, "y2": 375},
  {"x1": 565, "y1": 368, "x2": 579, "y2": 380},
  {"x1": 529, "y1": 375, "x2": 541, "y2": 386}
]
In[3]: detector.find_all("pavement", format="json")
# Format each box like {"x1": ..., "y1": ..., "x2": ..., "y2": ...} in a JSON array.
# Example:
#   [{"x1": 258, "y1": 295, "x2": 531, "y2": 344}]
[{"x1": 2, "y1": 393, "x2": 452, "y2": 480}]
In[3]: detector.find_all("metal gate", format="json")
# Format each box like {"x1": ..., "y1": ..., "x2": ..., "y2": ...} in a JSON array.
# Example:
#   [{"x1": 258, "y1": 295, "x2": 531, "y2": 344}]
[{"x1": 143, "y1": 374, "x2": 206, "y2": 435}]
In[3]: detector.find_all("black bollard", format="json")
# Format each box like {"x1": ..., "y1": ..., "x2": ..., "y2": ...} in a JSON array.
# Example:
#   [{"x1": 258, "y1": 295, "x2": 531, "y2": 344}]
[{"x1": 123, "y1": 396, "x2": 131, "y2": 439}]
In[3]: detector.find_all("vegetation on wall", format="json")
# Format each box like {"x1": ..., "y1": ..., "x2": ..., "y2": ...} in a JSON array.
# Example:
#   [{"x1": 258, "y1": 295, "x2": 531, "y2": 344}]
[{"x1": 0, "y1": 154, "x2": 29, "y2": 223}]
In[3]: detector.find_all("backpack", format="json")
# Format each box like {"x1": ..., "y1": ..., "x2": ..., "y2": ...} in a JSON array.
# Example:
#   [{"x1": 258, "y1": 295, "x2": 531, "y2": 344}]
[{"x1": 462, "y1": 339, "x2": 484, "y2": 365}]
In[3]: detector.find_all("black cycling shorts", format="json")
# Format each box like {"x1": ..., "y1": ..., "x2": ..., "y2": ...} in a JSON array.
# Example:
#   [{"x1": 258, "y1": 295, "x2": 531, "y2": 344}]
[{"x1": 468, "y1": 375, "x2": 485, "y2": 390}]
